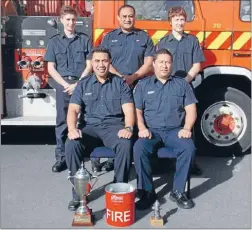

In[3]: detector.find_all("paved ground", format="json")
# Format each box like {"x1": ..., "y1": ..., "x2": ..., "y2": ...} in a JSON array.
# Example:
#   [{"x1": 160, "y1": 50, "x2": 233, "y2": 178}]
[
  {"x1": 0, "y1": 126, "x2": 251, "y2": 229},
  {"x1": 0, "y1": 144, "x2": 251, "y2": 229}
]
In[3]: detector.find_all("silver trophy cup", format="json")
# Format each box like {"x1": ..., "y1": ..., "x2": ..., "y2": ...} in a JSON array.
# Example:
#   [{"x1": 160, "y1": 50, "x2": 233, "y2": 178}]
[{"x1": 68, "y1": 162, "x2": 98, "y2": 215}]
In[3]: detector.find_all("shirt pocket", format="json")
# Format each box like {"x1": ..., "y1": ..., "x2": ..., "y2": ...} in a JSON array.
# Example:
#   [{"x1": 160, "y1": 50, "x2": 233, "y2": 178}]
[
  {"x1": 135, "y1": 41, "x2": 145, "y2": 51},
  {"x1": 182, "y1": 48, "x2": 193, "y2": 66},
  {"x1": 83, "y1": 94, "x2": 98, "y2": 114},
  {"x1": 144, "y1": 93, "x2": 159, "y2": 111},
  {"x1": 75, "y1": 48, "x2": 86, "y2": 63},
  {"x1": 74, "y1": 48, "x2": 86, "y2": 71},
  {"x1": 106, "y1": 93, "x2": 121, "y2": 114},
  {"x1": 170, "y1": 93, "x2": 184, "y2": 110},
  {"x1": 110, "y1": 42, "x2": 123, "y2": 57},
  {"x1": 55, "y1": 48, "x2": 67, "y2": 67}
]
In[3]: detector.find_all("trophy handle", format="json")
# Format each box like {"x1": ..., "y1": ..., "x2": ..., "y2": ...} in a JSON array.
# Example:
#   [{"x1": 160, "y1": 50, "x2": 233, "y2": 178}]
[
  {"x1": 90, "y1": 174, "x2": 98, "y2": 191},
  {"x1": 67, "y1": 176, "x2": 75, "y2": 190}
]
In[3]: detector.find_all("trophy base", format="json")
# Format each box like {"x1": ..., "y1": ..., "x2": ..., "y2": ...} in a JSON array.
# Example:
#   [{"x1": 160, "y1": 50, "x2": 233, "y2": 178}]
[
  {"x1": 150, "y1": 216, "x2": 164, "y2": 227},
  {"x1": 72, "y1": 209, "x2": 94, "y2": 227}
]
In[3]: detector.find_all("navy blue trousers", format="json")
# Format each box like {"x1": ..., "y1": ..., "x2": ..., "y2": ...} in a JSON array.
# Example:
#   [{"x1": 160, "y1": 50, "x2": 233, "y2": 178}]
[
  {"x1": 133, "y1": 127, "x2": 195, "y2": 193},
  {"x1": 54, "y1": 79, "x2": 77, "y2": 162},
  {"x1": 65, "y1": 123, "x2": 133, "y2": 199}
]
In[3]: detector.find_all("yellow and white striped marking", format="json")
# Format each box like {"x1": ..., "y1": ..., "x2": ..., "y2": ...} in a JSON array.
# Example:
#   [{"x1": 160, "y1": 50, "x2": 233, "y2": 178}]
[
  {"x1": 94, "y1": 29, "x2": 105, "y2": 42},
  {"x1": 208, "y1": 32, "x2": 232, "y2": 50},
  {"x1": 151, "y1": 30, "x2": 168, "y2": 45},
  {"x1": 232, "y1": 32, "x2": 251, "y2": 50}
]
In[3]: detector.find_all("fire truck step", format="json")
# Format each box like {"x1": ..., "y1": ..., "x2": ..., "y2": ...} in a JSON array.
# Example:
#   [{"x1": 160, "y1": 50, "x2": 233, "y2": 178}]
[{"x1": 1, "y1": 116, "x2": 55, "y2": 126}]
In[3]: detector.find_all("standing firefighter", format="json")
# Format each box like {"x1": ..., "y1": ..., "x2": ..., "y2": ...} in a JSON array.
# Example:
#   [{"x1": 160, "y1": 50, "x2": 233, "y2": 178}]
[
  {"x1": 44, "y1": 6, "x2": 92, "y2": 173},
  {"x1": 156, "y1": 6, "x2": 205, "y2": 175}
]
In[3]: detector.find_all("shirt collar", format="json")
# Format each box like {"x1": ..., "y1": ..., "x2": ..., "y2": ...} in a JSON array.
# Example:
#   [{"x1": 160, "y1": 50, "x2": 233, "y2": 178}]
[
  {"x1": 60, "y1": 31, "x2": 79, "y2": 39},
  {"x1": 153, "y1": 75, "x2": 173, "y2": 84},
  {"x1": 117, "y1": 27, "x2": 138, "y2": 35},
  {"x1": 91, "y1": 73, "x2": 112, "y2": 84},
  {"x1": 168, "y1": 32, "x2": 188, "y2": 41}
]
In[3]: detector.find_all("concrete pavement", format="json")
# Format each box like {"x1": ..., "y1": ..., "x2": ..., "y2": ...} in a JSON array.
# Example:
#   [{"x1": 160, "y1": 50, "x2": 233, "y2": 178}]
[{"x1": 0, "y1": 145, "x2": 251, "y2": 229}]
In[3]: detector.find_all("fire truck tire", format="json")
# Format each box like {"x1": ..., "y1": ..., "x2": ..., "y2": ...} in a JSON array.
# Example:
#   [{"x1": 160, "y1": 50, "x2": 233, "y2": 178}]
[{"x1": 195, "y1": 87, "x2": 251, "y2": 157}]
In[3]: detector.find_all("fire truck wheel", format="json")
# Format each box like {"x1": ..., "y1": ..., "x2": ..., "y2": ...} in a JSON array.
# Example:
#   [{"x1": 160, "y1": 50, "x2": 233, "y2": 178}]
[{"x1": 195, "y1": 87, "x2": 251, "y2": 157}]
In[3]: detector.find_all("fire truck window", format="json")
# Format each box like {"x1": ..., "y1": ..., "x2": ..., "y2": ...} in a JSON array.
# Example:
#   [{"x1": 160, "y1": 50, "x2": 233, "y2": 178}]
[
  {"x1": 126, "y1": 0, "x2": 194, "y2": 21},
  {"x1": 240, "y1": 0, "x2": 251, "y2": 21}
]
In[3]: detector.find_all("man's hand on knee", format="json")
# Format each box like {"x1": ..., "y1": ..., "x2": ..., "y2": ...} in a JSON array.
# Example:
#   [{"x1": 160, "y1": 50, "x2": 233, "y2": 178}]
[
  {"x1": 138, "y1": 128, "x2": 152, "y2": 139},
  {"x1": 68, "y1": 128, "x2": 82, "y2": 140},
  {"x1": 118, "y1": 128, "x2": 133, "y2": 139},
  {"x1": 178, "y1": 128, "x2": 192, "y2": 139}
]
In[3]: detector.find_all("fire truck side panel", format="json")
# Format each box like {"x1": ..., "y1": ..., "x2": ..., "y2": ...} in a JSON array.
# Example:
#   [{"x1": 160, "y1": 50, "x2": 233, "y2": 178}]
[{"x1": 93, "y1": 1, "x2": 119, "y2": 29}]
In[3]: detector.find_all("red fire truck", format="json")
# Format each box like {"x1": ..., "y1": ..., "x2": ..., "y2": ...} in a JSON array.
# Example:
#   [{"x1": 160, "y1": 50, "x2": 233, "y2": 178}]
[{"x1": 0, "y1": 0, "x2": 251, "y2": 157}]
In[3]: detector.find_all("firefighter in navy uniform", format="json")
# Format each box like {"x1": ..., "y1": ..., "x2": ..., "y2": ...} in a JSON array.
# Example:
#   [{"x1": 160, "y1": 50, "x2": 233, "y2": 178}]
[
  {"x1": 91, "y1": 4, "x2": 155, "y2": 172},
  {"x1": 44, "y1": 6, "x2": 92, "y2": 173},
  {"x1": 156, "y1": 6, "x2": 205, "y2": 175},
  {"x1": 133, "y1": 49, "x2": 197, "y2": 210},
  {"x1": 65, "y1": 47, "x2": 135, "y2": 211}
]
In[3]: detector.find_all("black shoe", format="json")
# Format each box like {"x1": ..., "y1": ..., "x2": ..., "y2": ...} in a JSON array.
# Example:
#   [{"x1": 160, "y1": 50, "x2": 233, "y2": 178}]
[
  {"x1": 101, "y1": 160, "x2": 114, "y2": 172},
  {"x1": 91, "y1": 159, "x2": 101, "y2": 173},
  {"x1": 68, "y1": 199, "x2": 80, "y2": 211},
  {"x1": 136, "y1": 189, "x2": 145, "y2": 199},
  {"x1": 52, "y1": 161, "x2": 67, "y2": 173},
  {"x1": 135, "y1": 190, "x2": 157, "y2": 210},
  {"x1": 169, "y1": 191, "x2": 195, "y2": 209},
  {"x1": 191, "y1": 163, "x2": 203, "y2": 176}
]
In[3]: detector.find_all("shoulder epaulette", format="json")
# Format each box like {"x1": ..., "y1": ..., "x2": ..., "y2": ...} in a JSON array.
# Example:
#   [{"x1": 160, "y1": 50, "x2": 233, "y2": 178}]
[
  {"x1": 159, "y1": 34, "x2": 170, "y2": 42},
  {"x1": 49, "y1": 33, "x2": 60, "y2": 39}
]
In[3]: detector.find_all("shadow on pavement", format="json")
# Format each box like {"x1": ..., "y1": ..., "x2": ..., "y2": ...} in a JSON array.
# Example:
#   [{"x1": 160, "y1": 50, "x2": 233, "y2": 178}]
[
  {"x1": 1, "y1": 126, "x2": 56, "y2": 145},
  {"x1": 190, "y1": 155, "x2": 244, "y2": 199},
  {"x1": 132, "y1": 152, "x2": 245, "y2": 223}
]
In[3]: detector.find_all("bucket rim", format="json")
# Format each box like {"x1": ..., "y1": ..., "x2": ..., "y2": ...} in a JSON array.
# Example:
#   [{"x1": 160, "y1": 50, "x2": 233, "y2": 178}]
[{"x1": 105, "y1": 182, "x2": 136, "y2": 194}]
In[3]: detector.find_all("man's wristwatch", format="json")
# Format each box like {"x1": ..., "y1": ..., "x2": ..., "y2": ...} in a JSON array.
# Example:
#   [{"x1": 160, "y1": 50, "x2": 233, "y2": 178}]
[{"x1": 125, "y1": 126, "x2": 134, "y2": 133}]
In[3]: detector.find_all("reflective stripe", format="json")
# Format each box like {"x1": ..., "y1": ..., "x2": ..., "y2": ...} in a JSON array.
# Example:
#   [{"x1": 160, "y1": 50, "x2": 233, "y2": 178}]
[
  {"x1": 232, "y1": 32, "x2": 251, "y2": 50},
  {"x1": 207, "y1": 32, "x2": 232, "y2": 50},
  {"x1": 94, "y1": 29, "x2": 251, "y2": 51}
]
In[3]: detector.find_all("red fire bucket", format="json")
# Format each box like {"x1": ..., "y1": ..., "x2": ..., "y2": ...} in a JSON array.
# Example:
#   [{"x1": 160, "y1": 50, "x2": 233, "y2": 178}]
[{"x1": 105, "y1": 183, "x2": 136, "y2": 227}]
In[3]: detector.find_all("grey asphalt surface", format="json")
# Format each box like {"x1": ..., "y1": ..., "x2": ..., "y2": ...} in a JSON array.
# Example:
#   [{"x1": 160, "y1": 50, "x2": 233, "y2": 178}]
[{"x1": 0, "y1": 127, "x2": 251, "y2": 229}]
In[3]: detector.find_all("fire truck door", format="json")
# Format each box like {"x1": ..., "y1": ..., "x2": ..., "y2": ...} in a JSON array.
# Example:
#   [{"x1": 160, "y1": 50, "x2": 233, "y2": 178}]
[
  {"x1": 231, "y1": 0, "x2": 251, "y2": 70},
  {"x1": 197, "y1": 1, "x2": 234, "y2": 67}
]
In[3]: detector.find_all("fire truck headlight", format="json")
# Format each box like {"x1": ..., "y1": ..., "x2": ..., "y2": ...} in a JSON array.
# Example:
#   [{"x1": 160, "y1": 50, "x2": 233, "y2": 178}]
[
  {"x1": 25, "y1": 40, "x2": 31, "y2": 46},
  {"x1": 39, "y1": 40, "x2": 44, "y2": 46}
]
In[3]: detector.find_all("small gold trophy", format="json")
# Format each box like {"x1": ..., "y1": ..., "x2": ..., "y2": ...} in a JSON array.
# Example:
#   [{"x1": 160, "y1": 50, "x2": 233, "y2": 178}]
[{"x1": 150, "y1": 200, "x2": 164, "y2": 227}]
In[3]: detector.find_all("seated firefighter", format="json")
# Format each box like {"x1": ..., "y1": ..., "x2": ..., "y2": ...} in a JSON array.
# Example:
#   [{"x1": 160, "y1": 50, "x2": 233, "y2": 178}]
[
  {"x1": 133, "y1": 49, "x2": 197, "y2": 210},
  {"x1": 65, "y1": 47, "x2": 135, "y2": 211}
]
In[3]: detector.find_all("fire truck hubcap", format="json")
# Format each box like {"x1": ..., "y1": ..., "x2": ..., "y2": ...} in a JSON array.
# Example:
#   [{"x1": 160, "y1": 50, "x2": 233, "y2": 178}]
[{"x1": 201, "y1": 101, "x2": 247, "y2": 147}]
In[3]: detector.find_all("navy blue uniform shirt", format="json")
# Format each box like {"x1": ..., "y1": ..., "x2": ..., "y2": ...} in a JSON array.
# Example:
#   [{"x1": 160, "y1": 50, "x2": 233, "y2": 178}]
[
  {"x1": 156, "y1": 33, "x2": 205, "y2": 78},
  {"x1": 101, "y1": 28, "x2": 155, "y2": 75},
  {"x1": 70, "y1": 73, "x2": 133, "y2": 125},
  {"x1": 44, "y1": 32, "x2": 92, "y2": 77},
  {"x1": 133, "y1": 75, "x2": 198, "y2": 130}
]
